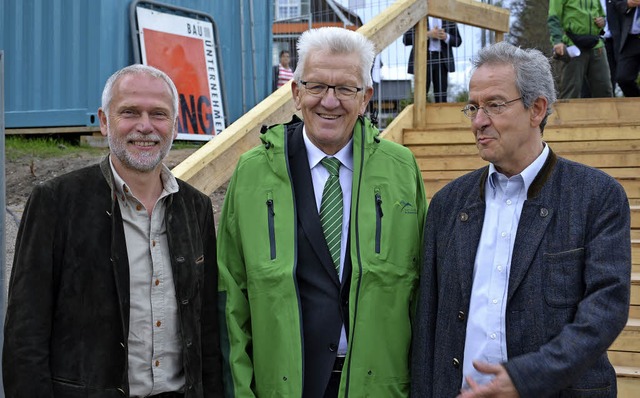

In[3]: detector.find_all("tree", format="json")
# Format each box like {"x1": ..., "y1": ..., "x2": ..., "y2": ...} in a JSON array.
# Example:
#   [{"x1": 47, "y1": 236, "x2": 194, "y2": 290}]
[{"x1": 509, "y1": 0, "x2": 552, "y2": 55}]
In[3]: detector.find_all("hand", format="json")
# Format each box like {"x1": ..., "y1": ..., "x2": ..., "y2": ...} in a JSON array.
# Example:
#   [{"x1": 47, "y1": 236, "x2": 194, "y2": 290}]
[
  {"x1": 457, "y1": 361, "x2": 519, "y2": 398},
  {"x1": 594, "y1": 17, "x2": 605, "y2": 28},
  {"x1": 553, "y1": 43, "x2": 566, "y2": 57},
  {"x1": 628, "y1": 0, "x2": 640, "y2": 8},
  {"x1": 428, "y1": 27, "x2": 447, "y2": 41}
]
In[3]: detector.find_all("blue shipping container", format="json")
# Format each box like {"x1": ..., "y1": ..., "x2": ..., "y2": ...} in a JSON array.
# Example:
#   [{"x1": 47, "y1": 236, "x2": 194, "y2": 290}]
[{"x1": 0, "y1": 0, "x2": 273, "y2": 129}]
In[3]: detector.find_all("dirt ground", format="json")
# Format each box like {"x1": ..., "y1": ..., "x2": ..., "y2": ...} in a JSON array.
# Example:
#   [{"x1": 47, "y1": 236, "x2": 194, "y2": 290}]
[{"x1": 3, "y1": 147, "x2": 228, "y2": 277}]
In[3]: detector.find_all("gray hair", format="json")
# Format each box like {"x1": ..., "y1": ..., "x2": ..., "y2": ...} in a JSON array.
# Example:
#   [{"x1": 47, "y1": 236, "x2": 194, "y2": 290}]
[
  {"x1": 293, "y1": 27, "x2": 375, "y2": 89},
  {"x1": 101, "y1": 64, "x2": 179, "y2": 119},
  {"x1": 472, "y1": 41, "x2": 557, "y2": 133}
]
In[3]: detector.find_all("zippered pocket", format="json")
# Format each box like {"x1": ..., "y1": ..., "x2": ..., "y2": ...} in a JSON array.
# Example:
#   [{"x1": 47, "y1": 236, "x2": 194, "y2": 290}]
[
  {"x1": 374, "y1": 189, "x2": 383, "y2": 254},
  {"x1": 266, "y1": 193, "x2": 276, "y2": 260}
]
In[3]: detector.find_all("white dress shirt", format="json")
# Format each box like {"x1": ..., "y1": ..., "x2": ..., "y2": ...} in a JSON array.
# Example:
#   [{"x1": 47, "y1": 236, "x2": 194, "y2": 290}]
[
  {"x1": 462, "y1": 144, "x2": 549, "y2": 389},
  {"x1": 303, "y1": 126, "x2": 353, "y2": 355}
]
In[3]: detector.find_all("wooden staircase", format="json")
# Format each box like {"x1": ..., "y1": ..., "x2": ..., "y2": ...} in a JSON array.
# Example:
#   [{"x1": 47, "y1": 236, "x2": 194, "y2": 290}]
[{"x1": 401, "y1": 98, "x2": 640, "y2": 396}]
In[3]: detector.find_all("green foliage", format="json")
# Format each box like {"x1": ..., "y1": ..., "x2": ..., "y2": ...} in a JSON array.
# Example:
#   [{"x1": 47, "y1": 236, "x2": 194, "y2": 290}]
[{"x1": 5, "y1": 136, "x2": 105, "y2": 161}]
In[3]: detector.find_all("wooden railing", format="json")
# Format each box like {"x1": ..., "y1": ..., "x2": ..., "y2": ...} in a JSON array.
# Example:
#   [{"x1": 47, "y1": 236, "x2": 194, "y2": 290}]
[{"x1": 172, "y1": 0, "x2": 510, "y2": 194}]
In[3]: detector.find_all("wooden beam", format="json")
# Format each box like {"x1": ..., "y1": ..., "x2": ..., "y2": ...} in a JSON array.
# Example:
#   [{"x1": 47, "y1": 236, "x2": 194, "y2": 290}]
[
  {"x1": 428, "y1": 0, "x2": 510, "y2": 33},
  {"x1": 172, "y1": 82, "x2": 296, "y2": 193},
  {"x1": 414, "y1": 17, "x2": 428, "y2": 128},
  {"x1": 357, "y1": 0, "x2": 427, "y2": 52}
]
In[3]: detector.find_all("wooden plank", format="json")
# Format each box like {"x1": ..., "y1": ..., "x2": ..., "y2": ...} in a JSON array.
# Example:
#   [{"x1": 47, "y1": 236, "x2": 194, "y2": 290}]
[
  {"x1": 416, "y1": 98, "x2": 640, "y2": 128},
  {"x1": 633, "y1": 242, "x2": 640, "y2": 266},
  {"x1": 609, "y1": 320, "x2": 640, "y2": 352},
  {"x1": 633, "y1": 207, "x2": 640, "y2": 229},
  {"x1": 172, "y1": 82, "x2": 297, "y2": 193},
  {"x1": 428, "y1": 0, "x2": 510, "y2": 33},
  {"x1": 410, "y1": 140, "x2": 640, "y2": 158},
  {"x1": 617, "y1": 374, "x2": 640, "y2": 398},
  {"x1": 633, "y1": 230, "x2": 640, "y2": 241},
  {"x1": 357, "y1": 0, "x2": 426, "y2": 52},
  {"x1": 417, "y1": 156, "x2": 486, "y2": 171},
  {"x1": 632, "y1": 276, "x2": 640, "y2": 306},
  {"x1": 380, "y1": 104, "x2": 413, "y2": 145},
  {"x1": 609, "y1": 351, "x2": 640, "y2": 368},
  {"x1": 404, "y1": 125, "x2": 640, "y2": 146},
  {"x1": 620, "y1": 180, "x2": 640, "y2": 200},
  {"x1": 414, "y1": 17, "x2": 428, "y2": 128},
  {"x1": 628, "y1": 305, "x2": 640, "y2": 319}
]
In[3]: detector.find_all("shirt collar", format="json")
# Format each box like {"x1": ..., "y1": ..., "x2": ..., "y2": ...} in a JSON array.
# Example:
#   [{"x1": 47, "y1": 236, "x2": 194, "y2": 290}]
[
  {"x1": 109, "y1": 156, "x2": 179, "y2": 200},
  {"x1": 302, "y1": 125, "x2": 354, "y2": 172},
  {"x1": 488, "y1": 142, "x2": 550, "y2": 192}
]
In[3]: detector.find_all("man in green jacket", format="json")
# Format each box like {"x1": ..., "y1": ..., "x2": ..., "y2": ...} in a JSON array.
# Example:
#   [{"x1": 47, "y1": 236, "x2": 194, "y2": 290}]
[
  {"x1": 548, "y1": 0, "x2": 613, "y2": 98},
  {"x1": 217, "y1": 27, "x2": 427, "y2": 397}
]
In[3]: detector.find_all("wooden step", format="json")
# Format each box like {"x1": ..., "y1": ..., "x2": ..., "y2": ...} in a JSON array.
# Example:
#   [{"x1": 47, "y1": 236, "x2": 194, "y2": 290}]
[
  {"x1": 629, "y1": 305, "x2": 640, "y2": 319},
  {"x1": 404, "y1": 125, "x2": 640, "y2": 145},
  {"x1": 616, "y1": 366, "x2": 640, "y2": 398},
  {"x1": 409, "y1": 139, "x2": 640, "y2": 157},
  {"x1": 610, "y1": 351, "x2": 640, "y2": 368},
  {"x1": 632, "y1": 206, "x2": 640, "y2": 229},
  {"x1": 632, "y1": 273, "x2": 640, "y2": 307},
  {"x1": 610, "y1": 319, "x2": 640, "y2": 353}
]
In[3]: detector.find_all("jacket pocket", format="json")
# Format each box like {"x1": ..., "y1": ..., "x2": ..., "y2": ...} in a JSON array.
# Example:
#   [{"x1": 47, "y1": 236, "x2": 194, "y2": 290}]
[
  {"x1": 543, "y1": 248, "x2": 585, "y2": 307},
  {"x1": 374, "y1": 189, "x2": 383, "y2": 254},
  {"x1": 266, "y1": 192, "x2": 276, "y2": 260}
]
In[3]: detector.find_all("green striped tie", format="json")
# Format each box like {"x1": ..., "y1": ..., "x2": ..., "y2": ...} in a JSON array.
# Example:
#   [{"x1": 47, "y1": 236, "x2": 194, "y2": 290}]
[{"x1": 320, "y1": 157, "x2": 343, "y2": 273}]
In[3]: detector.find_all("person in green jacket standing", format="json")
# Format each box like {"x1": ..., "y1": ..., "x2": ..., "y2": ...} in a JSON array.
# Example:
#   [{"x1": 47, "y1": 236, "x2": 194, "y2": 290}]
[
  {"x1": 548, "y1": 0, "x2": 613, "y2": 98},
  {"x1": 217, "y1": 27, "x2": 427, "y2": 397}
]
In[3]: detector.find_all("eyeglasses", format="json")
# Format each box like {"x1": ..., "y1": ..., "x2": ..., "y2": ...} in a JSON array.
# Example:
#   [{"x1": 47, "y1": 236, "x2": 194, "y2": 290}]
[
  {"x1": 299, "y1": 80, "x2": 363, "y2": 100},
  {"x1": 461, "y1": 97, "x2": 523, "y2": 119}
]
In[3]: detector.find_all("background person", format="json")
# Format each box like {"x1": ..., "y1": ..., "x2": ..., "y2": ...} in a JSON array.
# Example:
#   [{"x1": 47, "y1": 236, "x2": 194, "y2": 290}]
[
  {"x1": 411, "y1": 41, "x2": 630, "y2": 398},
  {"x1": 548, "y1": 0, "x2": 613, "y2": 98},
  {"x1": 404, "y1": 18, "x2": 462, "y2": 103},
  {"x1": 614, "y1": 0, "x2": 640, "y2": 96},
  {"x1": 272, "y1": 49, "x2": 294, "y2": 91},
  {"x1": 218, "y1": 27, "x2": 426, "y2": 397},
  {"x1": 3, "y1": 64, "x2": 223, "y2": 398}
]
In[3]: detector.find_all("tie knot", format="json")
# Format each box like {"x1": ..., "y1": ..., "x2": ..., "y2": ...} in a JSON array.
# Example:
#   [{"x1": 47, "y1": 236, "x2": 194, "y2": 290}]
[{"x1": 321, "y1": 157, "x2": 341, "y2": 177}]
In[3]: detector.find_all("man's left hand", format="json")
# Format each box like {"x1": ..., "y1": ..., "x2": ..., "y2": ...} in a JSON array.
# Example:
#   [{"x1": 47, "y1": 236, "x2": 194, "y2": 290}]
[{"x1": 457, "y1": 361, "x2": 519, "y2": 398}]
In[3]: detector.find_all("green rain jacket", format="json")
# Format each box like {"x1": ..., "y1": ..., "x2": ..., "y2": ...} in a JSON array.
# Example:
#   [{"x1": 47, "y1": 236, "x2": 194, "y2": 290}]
[
  {"x1": 217, "y1": 116, "x2": 427, "y2": 397},
  {"x1": 548, "y1": 0, "x2": 605, "y2": 48}
]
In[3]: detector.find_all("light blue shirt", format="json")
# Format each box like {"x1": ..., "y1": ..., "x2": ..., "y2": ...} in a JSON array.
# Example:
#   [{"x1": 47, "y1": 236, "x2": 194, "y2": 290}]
[
  {"x1": 462, "y1": 143, "x2": 549, "y2": 389},
  {"x1": 303, "y1": 126, "x2": 353, "y2": 355}
]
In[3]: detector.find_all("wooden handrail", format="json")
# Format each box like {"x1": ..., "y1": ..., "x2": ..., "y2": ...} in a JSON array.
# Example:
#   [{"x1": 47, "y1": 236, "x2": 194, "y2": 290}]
[{"x1": 172, "y1": 0, "x2": 509, "y2": 194}]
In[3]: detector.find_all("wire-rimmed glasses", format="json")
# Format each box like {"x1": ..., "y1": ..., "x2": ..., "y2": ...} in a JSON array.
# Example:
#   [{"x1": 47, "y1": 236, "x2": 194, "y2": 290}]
[
  {"x1": 299, "y1": 80, "x2": 363, "y2": 100},
  {"x1": 461, "y1": 97, "x2": 523, "y2": 119}
]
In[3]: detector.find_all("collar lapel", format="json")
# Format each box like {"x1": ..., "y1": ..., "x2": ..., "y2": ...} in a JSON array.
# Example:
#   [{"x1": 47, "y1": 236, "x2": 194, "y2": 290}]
[{"x1": 288, "y1": 125, "x2": 341, "y2": 286}]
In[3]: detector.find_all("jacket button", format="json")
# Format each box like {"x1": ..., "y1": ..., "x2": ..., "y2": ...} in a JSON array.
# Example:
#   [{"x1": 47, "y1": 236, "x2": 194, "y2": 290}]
[
  {"x1": 459, "y1": 212, "x2": 469, "y2": 222},
  {"x1": 329, "y1": 343, "x2": 338, "y2": 352},
  {"x1": 186, "y1": 339, "x2": 193, "y2": 347},
  {"x1": 540, "y1": 208, "x2": 549, "y2": 217},
  {"x1": 457, "y1": 311, "x2": 465, "y2": 321},
  {"x1": 452, "y1": 358, "x2": 460, "y2": 368},
  {"x1": 181, "y1": 299, "x2": 189, "y2": 305}
]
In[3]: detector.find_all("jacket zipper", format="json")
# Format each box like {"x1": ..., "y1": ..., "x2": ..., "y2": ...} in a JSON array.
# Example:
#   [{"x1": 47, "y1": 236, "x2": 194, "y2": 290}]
[
  {"x1": 374, "y1": 190, "x2": 383, "y2": 254},
  {"x1": 266, "y1": 193, "x2": 276, "y2": 260}
]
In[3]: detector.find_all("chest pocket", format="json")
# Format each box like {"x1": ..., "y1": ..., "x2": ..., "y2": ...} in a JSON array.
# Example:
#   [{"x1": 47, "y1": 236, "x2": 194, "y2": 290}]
[{"x1": 543, "y1": 248, "x2": 585, "y2": 307}]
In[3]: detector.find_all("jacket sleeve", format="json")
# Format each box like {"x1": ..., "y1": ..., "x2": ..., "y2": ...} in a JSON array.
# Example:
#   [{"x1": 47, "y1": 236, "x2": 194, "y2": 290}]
[
  {"x1": 410, "y1": 189, "x2": 441, "y2": 398},
  {"x1": 547, "y1": 0, "x2": 565, "y2": 45},
  {"x1": 446, "y1": 22, "x2": 463, "y2": 48},
  {"x1": 216, "y1": 168, "x2": 257, "y2": 398},
  {"x1": 200, "y1": 195, "x2": 225, "y2": 398},
  {"x1": 2, "y1": 185, "x2": 56, "y2": 398},
  {"x1": 402, "y1": 27, "x2": 414, "y2": 46},
  {"x1": 504, "y1": 179, "x2": 631, "y2": 397}
]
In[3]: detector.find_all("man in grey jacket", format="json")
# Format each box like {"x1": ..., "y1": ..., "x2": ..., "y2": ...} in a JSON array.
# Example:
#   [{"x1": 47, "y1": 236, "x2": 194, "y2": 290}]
[
  {"x1": 3, "y1": 65, "x2": 223, "y2": 397},
  {"x1": 411, "y1": 42, "x2": 630, "y2": 397}
]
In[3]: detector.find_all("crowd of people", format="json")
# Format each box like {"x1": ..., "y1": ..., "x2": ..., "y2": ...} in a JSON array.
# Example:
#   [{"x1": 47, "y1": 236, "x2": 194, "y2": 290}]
[
  {"x1": 2, "y1": 22, "x2": 634, "y2": 398},
  {"x1": 549, "y1": 0, "x2": 640, "y2": 98}
]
